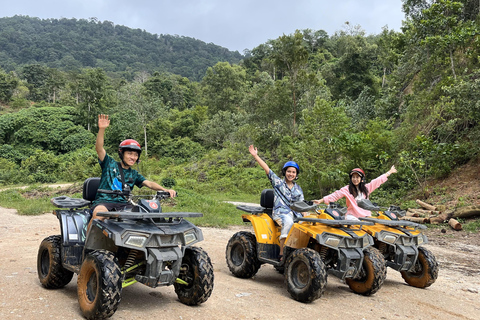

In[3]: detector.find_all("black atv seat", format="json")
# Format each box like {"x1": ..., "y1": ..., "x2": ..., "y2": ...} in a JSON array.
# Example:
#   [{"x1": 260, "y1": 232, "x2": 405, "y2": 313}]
[
  {"x1": 50, "y1": 177, "x2": 100, "y2": 209},
  {"x1": 83, "y1": 177, "x2": 101, "y2": 201},
  {"x1": 236, "y1": 189, "x2": 274, "y2": 216}
]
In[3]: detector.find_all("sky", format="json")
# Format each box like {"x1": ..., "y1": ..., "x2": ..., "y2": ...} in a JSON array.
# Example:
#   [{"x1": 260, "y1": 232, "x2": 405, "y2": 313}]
[{"x1": 1, "y1": 0, "x2": 406, "y2": 53}]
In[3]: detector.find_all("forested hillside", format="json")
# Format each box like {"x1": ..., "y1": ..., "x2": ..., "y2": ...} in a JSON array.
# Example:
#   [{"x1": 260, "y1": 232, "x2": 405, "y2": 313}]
[
  {"x1": 1, "y1": 0, "x2": 479, "y2": 204},
  {"x1": 0, "y1": 15, "x2": 243, "y2": 81}
]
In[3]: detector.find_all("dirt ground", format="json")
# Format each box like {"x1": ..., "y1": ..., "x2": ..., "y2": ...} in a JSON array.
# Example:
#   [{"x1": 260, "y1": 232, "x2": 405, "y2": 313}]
[{"x1": 0, "y1": 206, "x2": 479, "y2": 320}]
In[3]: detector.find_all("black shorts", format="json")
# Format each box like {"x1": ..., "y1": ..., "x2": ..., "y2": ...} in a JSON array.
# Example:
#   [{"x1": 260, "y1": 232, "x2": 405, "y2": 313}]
[{"x1": 92, "y1": 202, "x2": 133, "y2": 212}]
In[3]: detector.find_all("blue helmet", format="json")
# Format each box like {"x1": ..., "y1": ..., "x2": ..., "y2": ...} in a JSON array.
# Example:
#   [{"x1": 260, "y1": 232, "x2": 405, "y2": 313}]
[{"x1": 282, "y1": 161, "x2": 300, "y2": 176}]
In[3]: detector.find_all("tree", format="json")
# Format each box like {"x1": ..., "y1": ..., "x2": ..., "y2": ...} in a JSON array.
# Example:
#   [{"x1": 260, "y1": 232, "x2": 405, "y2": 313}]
[
  {"x1": 77, "y1": 68, "x2": 112, "y2": 131},
  {"x1": 0, "y1": 69, "x2": 18, "y2": 103},
  {"x1": 269, "y1": 31, "x2": 309, "y2": 129},
  {"x1": 200, "y1": 62, "x2": 247, "y2": 114},
  {"x1": 117, "y1": 81, "x2": 164, "y2": 158}
]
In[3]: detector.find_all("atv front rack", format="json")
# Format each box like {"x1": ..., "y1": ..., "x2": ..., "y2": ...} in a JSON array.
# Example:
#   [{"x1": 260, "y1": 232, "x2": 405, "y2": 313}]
[{"x1": 359, "y1": 217, "x2": 427, "y2": 230}]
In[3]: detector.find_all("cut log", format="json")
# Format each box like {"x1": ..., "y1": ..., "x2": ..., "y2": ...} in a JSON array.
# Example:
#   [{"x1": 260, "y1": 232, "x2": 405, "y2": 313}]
[
  {"x1": 408, "y1": 208, "x2": 440, "y2": 216},
  {"x1": 400, "y1": 216, "x2": 429, "y2": 223},
  {"x1": 452, "y1": 205, "x2": 480, "y2": 219},
  {"x1": 405, "y1": 210, "x2": 420, "y2": 217},
  {"x1": 429, "y1": 211, "x2": 454, "y2": 224},
  {"x1": 415, "y1": 199, "x2": 436, "y2": 211},
  {"x1": 448, "y1": 218, "x2": 462, "y2": 231}
]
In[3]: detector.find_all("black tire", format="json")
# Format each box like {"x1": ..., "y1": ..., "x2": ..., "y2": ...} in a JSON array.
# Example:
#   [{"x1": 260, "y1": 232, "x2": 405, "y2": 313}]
[
  {"x1": 174, "y1": 247, "x2": 214, "y2": 305},
  {"x1": 37, "y1": 235, "x2": 74, "y2": 289},
  {"x1": 77, "y1": 250, "x2": 123, "y2": 320},
  {"x1": 274, "y1": 265, "x2": 285, "y2": 274},
  {"x1": 401, "y1": 246, "x2": 438, "y2": 288},
  {"x1": 346, "y1": 246, "x2": 387, "y2": 296},
  {"x1": 225, "y1": 231, "x2": 261, "y2": 278},
  {"x1": 284, "y1": 248, "x2": 327, "y2": 303}
]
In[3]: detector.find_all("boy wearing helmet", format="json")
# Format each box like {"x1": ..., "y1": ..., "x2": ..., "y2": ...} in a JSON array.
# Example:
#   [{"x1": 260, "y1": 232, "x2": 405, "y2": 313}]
[
  {"x1": 88, "y1": 114, "x2": 176, "y2": 230},
  {"x1": 313, "y1": 166, "x2": 397, "y2": 220},
  {"x1": 249, "y1": 145, "x2": 305, "y2": 261}
]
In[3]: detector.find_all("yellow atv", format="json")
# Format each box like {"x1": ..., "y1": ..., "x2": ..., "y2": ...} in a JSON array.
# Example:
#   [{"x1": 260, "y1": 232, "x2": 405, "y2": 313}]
[
  {"x1": 324, "y1": 201, "x2": 439, "y2": 288},
  {"x1": 352, "y1": 199, "x2": 438, "y2": 288},
  {"x1": 225, "y1": 189, "x2": 387, "y2": 303}
]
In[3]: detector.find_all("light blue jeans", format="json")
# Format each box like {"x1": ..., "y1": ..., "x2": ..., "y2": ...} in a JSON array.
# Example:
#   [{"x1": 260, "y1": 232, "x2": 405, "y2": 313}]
[{"x1": 273, "y1": 212, "x2": 296, "y2": 239}]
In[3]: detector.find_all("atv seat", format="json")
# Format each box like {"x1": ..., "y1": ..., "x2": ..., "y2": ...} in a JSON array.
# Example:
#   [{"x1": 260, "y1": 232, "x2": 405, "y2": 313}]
[
  {"x1": 236, "y1": 189, "x2": 274, "y2": 216},
  {"x1": 51, "y1": 177, "x2": 100, "y2": 208},
  {"x1": 83, "y1": 177, "x2": 101, "y2": 202}
]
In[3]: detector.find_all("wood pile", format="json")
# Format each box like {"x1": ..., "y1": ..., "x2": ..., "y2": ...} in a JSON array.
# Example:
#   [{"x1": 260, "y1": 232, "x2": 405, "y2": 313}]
[{"x1": 401, "y1": 199, "x2": 480, "y2": 231}]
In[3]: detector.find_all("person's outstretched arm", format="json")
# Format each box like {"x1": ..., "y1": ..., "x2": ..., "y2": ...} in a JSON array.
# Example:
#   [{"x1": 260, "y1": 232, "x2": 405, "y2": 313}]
[
  {"x1": 249, "y1": 145, "x2": 270, "y2": 175},
  {"x1": 96, "y1": 114, "x2": 110, "y2": 162},
  {"x1": 142, "y1": 180, "x2": 176, "y2": 198}
]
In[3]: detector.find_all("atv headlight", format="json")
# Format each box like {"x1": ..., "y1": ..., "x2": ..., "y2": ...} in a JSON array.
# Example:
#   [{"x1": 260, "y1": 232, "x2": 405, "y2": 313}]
[
  {"x1": 184, "y1": 231, "x2": 197, "y2": 245},
  {"x1": 125, "y1": 235, "x2": 148, "y2": 248},
  {"x1": 325, "y1": 236, "x2": 340, "y2": 247},
  {"x1": 379, "y1": 232, "x2": 398, "y2": 244},
  {"x1": 417, "y1": 235, "x2": 426, "y2": 245},
  {"x1": 362, "y1": 235, "x2": 371, "y2": 247}
]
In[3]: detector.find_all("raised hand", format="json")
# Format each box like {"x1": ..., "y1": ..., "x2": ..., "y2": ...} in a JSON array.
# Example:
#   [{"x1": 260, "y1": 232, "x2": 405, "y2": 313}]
[
  {"x1": 249, "y1": 145, "x2": 258, "y2": 157},
  {"x1": 98, "y1": 114, "x2": 110, "y2": 129}
]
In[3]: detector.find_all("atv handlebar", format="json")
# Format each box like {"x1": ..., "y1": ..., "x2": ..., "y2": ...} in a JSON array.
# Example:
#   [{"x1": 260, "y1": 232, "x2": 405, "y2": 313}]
[
  {"x1": 357, "y1": 199, "x2": 406, "y2": 216},
  {"x1": 97, "y1": 189, "x2": 176, "y2": 203}
]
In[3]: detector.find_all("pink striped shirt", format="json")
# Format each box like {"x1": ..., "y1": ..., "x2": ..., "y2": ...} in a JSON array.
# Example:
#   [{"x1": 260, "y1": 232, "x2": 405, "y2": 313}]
[{"x1": 323, "y1": 174, "x2": 389, "y2": 218}]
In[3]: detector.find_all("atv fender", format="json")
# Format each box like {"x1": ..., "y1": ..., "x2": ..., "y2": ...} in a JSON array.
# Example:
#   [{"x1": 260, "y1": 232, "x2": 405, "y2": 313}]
[
  {"x1": 55, "y1": 209, "x2": 92, "y2": 271},
  {"x1": 242, "y1": 213, "x2": 279, "y2": 245}
]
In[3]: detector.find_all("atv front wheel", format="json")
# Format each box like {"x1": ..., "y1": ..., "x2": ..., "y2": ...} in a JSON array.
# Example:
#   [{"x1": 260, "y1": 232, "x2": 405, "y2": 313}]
[
  {"x1": 77, "y1": 250, "x2": 122, "y2": 319},
  {"x1": 346, "y1": 246, "x2": 386, "y2": 296},
  {"x1": 37, "y1": 235, "x2": 74, "y2": 289},
  {"x1": 174, "y1": 246, "x2": 214, "y2": 305},
  {"x1": 401, "y1": 246, "x2": 438, "y2": 288},
  {"x1": 284, "y1": 248, "x2": 327, "y2": 302},
  {"x1": 225, "y1": 231, "x2": 261, "y2": 278}
]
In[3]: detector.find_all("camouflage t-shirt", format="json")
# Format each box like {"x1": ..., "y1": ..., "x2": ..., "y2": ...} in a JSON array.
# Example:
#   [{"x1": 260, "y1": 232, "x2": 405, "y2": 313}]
[
  {"x1": 267, "y1": 169, "x2": 304, "y2": 218},
  {"x1": 92, "y1": 154, "x2": 146, "y2": 205}
]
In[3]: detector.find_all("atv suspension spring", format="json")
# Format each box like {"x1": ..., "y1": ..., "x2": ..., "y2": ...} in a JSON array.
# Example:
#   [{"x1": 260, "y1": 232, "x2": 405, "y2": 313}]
[
  {"x1": 320, "y1": 246, "x2": 328, "y2": 260},
  {"x1": 124, "y1": 249, "x2": 139, "y2": 270},
  {"x1": 378, "y1": 242, "x2": 387, "y2": 255}
]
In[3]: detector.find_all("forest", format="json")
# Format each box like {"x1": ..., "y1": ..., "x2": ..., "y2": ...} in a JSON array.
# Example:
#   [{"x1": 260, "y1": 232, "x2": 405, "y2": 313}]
[{"x1": 1, "y1": 0, "x2": 479, "y2": 207}]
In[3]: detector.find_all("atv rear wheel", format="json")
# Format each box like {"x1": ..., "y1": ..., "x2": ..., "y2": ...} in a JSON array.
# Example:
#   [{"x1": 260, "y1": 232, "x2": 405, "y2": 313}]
[
  {"x1": 225, "y1": 231, "x2": 261, "y2": 278},
  {"x1": 346, "y1": 246, "x2": 386, "y2": 296},
  {"x1": 284, "y1": 248, "x2": 327, "y2": 302},
  {"x1": 401, "y1": 246, "x2": 438, "y2": 288},
  {"x1": 77, "y1": 250, "x2": 122, "y2": 319},
  {"x1": 174, "y1": 246, "x2": 214, "y2": 305},
  {"x1": 37, "y1": 235, "x2": 74, "y2": 289}
]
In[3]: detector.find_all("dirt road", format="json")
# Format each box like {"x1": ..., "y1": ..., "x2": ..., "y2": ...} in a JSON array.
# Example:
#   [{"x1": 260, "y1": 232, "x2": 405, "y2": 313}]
[{"x1": 0, "y1": 207, "x2": 479, "y2": 320}]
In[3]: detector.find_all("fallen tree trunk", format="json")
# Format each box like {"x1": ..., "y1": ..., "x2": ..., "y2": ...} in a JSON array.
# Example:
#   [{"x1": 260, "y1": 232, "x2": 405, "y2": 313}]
[
  {"x1": 416, "y1": 199, "x2": 436, "y2": 211},
  {"x1": 452, "y1": 205, "x2": 480, "y2": 219},
  {"x1": 429, "y1": 212, "x2": 454, "y2": 224},
  {"x1": 448, "y1": 218, "x2": 462, "y2": 231}
]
